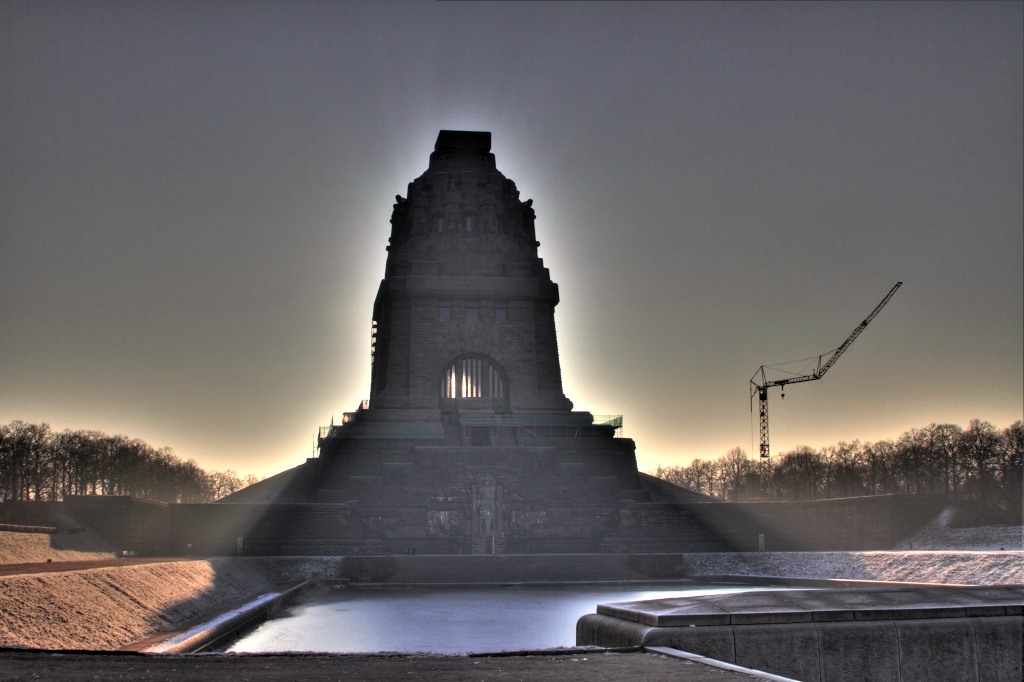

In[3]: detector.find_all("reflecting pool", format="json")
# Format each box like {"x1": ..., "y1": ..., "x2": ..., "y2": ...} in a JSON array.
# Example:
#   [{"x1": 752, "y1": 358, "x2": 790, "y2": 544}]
[{"x1": 226, "y1": 584, "x2": 766, "y2": 654}]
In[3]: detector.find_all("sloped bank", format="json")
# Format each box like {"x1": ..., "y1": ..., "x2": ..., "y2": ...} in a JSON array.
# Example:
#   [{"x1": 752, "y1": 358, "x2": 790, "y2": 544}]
[
  {"x1": 0, "y1": 529, "x2": 117, "y2": 564},
  {"x1": 1, "y1": 551, "x2": 1017, "y2": 651},
  {"x1": 0, "y1": 559, "x2": 281, "y2": 650}
]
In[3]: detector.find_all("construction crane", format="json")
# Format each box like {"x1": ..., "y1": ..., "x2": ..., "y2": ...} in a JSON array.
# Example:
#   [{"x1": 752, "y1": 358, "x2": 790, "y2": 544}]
[{"x1": 750, "y1": 282, "x2": 902, "y2": 462}]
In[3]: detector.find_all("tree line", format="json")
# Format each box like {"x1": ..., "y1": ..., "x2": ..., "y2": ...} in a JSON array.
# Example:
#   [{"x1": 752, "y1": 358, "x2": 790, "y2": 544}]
[
  {"x1": 0, "y1": 421, "x2": 261, "y2": 504},
  {"x1": 654, "y1": 419, "x2": 1023, "y2": 521}
]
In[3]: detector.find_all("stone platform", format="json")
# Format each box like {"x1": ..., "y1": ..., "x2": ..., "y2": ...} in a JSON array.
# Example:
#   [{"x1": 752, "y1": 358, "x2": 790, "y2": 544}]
[{"x1": 577, "y1": 585, "x2": 1023, "y2": 682}]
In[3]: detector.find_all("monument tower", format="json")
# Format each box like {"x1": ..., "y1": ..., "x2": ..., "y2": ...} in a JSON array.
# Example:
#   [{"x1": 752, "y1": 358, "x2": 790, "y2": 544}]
[
  {"x1": 224, "y1": 131, "x2": 712, "y2": 555},
  {"x1": 367, "y1": 129, "x2": 571, "y2": 435}
]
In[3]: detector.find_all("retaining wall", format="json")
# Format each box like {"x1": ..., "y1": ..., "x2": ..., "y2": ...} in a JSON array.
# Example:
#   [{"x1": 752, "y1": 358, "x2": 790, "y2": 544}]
[
  {"x1": 1, "y1": 493, "x2": 948, "y2": 557},
  {"x1": 610, "y1": 494, "x2": 947, "y2": 553}
]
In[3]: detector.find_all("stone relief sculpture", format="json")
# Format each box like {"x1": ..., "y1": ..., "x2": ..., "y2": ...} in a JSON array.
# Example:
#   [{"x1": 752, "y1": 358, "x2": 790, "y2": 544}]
[
  {"x1": 521, "y1": 199, "x2": 536, "y2": 242},
  {"x1": 478, "y1": 474, "x2": 496, "y2": 534},
  {"x1": 472, "y1": 474, "x2": 503, "y2": 538},
  {"x1": 390, "y1": 195, "x2": 408, "y2": 239}
]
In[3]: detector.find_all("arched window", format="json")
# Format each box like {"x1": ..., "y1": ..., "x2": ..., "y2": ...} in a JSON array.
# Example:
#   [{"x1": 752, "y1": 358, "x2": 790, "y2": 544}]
[{"x1": 441, "y1": 356, "x2": 505, "y2": 399}]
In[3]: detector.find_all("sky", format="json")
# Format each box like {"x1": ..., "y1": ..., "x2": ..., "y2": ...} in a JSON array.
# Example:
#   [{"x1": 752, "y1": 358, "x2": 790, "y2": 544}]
[{"x1": 1, "y1": 1, "x2": 1021, "y2": 478}]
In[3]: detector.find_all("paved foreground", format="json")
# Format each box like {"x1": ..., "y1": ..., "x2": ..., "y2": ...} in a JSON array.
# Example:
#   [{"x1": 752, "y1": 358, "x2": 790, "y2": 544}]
[{"x1": 0, "y1": 651, "x2": 761, "y2": 681}]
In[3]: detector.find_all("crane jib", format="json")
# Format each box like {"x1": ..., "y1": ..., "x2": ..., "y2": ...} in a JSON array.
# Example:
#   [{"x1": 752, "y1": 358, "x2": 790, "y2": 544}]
[{"x1": 748, "y1": 282, "x2": 902, "y2": 470}]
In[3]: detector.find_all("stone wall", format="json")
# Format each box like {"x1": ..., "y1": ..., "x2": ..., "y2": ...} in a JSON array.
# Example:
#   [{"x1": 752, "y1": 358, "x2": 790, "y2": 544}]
[
  {"x1": 7, "y1": 491, "x2": 948, "y2": 557},
  {"x1": 608, "y1": 494, "x2": 948, "y2": 553}
]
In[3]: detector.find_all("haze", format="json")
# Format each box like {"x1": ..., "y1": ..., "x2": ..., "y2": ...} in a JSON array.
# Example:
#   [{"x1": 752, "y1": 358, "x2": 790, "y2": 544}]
[{"x1": 1, "y1": 1, "x2": 1021, "y2": 478}]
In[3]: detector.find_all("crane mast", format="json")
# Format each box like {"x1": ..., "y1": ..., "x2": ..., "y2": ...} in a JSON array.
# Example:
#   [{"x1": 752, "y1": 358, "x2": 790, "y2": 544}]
[{"x1": 751, "y1": 282, "x2": 902, "y2": 464}]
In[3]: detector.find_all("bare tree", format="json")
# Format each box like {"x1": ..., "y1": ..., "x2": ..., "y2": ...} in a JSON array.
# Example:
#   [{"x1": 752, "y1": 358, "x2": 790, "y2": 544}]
[
  {"x1": 718, "y1": 447, "x2": 753, "y2": 501},
  {"x1": 996, "y1": 421, "x2": 1023, "y2": 520},
  {"x1": 0, "y1": 421, "x2": 262, "y2": 504},
  {"x1": 652, "y1": 418, "x2": 1021, "y2": 515}
]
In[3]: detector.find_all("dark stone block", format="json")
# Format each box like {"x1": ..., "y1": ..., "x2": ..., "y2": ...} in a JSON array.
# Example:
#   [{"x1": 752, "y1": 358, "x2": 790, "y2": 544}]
[
  {"x1": 895, "y1": 618, "x2": 978, "y2": 682},
  {"x1": 733, "y1": 623, "x2": 821, "y2": 682},
  {"x1": 630, "y1": 553, "x2": 691, "y2": 579},
  {"x1": 816, "y1": 620, "x2": 900, "y2": 682},
  {"x1": 971, "y1": 616, "x2": 1023, "y2": 682}
]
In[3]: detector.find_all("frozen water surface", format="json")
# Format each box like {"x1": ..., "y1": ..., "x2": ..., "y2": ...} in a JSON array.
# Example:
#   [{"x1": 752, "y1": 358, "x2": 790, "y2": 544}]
[{"x1": 227, "y1": 584, "x2": 771, "y2": 654}]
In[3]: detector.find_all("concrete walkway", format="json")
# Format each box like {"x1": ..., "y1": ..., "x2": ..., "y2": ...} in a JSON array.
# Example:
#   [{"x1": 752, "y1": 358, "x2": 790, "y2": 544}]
[
  {"x1": 0, "y1": 557, "x2": 192, "y2": 577},
  {"x1": 0, "y1": 650, "x2": 763, "y2": 681}
]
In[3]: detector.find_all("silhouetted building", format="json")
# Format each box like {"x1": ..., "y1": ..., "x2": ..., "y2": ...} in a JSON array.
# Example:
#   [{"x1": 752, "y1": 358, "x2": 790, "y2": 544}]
[{"x1": 222, "y1": 131, "x2": 726, "y2": 554}]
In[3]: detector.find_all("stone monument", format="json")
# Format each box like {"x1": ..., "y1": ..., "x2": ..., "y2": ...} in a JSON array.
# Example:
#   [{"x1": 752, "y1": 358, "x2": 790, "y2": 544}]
[{"x1": 223, "y1": 130, "x2": 718, "y2": 555}]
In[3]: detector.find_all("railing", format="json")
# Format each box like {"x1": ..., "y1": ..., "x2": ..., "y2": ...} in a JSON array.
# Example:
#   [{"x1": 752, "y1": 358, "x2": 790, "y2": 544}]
[
  {"x1": 320, "y1": 410, "x2": 624, "y2": 442},
  {"x1": 459, "y1": 413, "x2": 621, "y2": 427},
  {"x1": 458, "y1": 413, "x2": 623, "y2": 438},
  {"x1": 591, "y1": 415, "x2": 623, "y2": 429},
  {"x1": 321, "y1": 399, "x2": 370, "y2": 438}
]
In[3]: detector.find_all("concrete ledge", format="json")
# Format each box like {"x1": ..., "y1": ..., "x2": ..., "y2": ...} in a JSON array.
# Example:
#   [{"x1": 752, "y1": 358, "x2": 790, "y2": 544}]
[
  {"x1": 895, "y1": 618, "x2": 979, "y2": 682},
  {"x1": 595, "y1": 585, "x2": 1023, "y2": 627},
  {"x1": 142, "y1": 580, "x2": 311, "y2": 654},
  {"x1": 580, "y1": 586, "x2": 1024, "y2": 682}
]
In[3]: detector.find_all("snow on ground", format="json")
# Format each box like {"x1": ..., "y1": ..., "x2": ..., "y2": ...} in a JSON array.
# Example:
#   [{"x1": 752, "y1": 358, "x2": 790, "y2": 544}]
[
  {"x1": 0, "y1": 530, "x2": 117, "y2": 564},
  {"x1": 684, "y1": 550, "x2": 1022, "y2": 586},
  {"x1": 893, "y1": 507, "x2": 1023, "y2": 551},
  {"x1": 683, "y1": 508, "x2": 1022, "y2": 586}
]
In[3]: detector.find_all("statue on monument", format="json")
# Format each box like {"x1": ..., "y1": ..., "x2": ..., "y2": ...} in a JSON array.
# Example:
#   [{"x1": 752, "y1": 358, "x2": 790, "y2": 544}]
[{"x1": 443, "y1": 183, "x2": 462, "y2": 234}]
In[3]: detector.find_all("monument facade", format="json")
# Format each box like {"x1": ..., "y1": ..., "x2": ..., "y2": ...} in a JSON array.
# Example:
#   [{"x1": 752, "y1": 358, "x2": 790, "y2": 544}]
[{"x1": 223, "y1": 130, "x2": 721, "y2": 555}]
